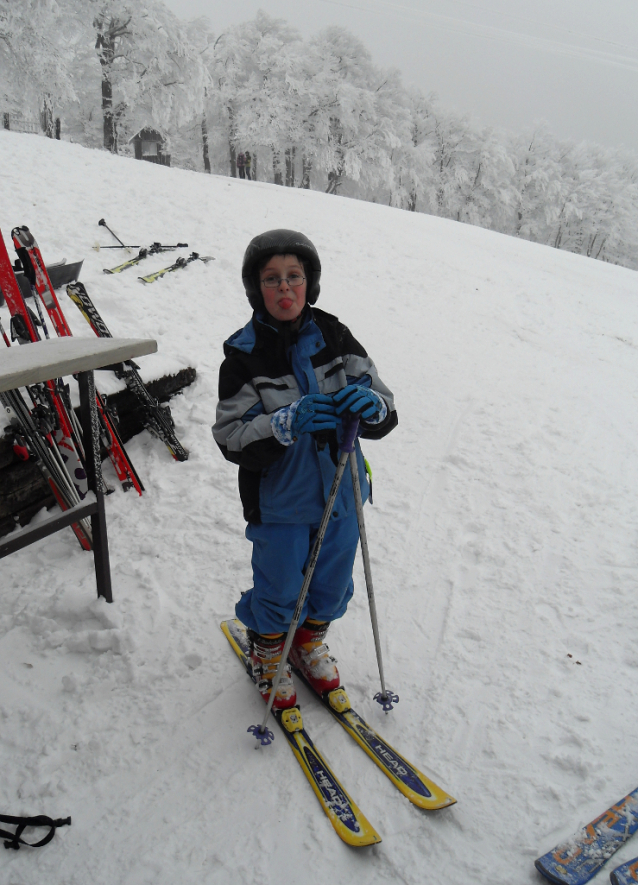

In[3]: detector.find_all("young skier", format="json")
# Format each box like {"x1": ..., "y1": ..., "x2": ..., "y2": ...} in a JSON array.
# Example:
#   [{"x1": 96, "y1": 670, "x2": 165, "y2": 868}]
[{"x1": 213, "y1": 230, "x2": 397, "y2": 709}]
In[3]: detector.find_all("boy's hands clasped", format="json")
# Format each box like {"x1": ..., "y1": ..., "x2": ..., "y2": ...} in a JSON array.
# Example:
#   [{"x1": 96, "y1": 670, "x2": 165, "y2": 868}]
[
  {"x1": 290, "y1": 394, "x2": 339, "y2": 435},
  {"x1": 272, "y1": 386, "x2": 386, "y2": 445},
  {"x1": 333, "y1": 385, "x2": 384, "y2": 422}
]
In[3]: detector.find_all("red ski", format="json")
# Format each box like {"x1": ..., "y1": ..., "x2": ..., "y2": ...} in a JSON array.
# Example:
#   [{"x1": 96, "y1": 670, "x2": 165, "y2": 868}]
[
  {"x1": 12, "y1": 226, "x2": 144, "y2": 496},
  {"x1": 0, "y1": 227, "x2": 92, "y2": 549}
]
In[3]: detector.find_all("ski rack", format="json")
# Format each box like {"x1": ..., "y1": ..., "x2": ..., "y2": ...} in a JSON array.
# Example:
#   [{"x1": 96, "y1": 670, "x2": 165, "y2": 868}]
[{"x1": 0, "y1": 337, "x2": 156, "y2": 602}]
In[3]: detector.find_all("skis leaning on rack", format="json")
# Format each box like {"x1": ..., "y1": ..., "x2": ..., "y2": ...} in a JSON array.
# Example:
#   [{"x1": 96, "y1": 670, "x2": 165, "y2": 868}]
[
  {"x1": 66, "y1": 282, "x2": 189, "y2": 462},
  {"x1": 11, "y1": 226, "x2": 144, "y2": 495},
  {"x1": 138, "y1": 251, "x2": 214, "y2": 284},
  {"x1": 0, "y1": 227, "x2": 92, "y2": 549}
]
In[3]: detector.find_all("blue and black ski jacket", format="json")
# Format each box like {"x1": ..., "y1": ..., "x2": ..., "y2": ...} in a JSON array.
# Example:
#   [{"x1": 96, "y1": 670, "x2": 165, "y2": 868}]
[{"x1": 213, "y1": 306, "x2": 397, "y2": 524}]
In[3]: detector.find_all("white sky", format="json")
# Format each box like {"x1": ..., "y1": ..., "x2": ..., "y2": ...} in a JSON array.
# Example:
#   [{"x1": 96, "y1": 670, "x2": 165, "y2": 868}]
[{"x1": 163, "y1": 0, "x2": 638, "y2": 151}]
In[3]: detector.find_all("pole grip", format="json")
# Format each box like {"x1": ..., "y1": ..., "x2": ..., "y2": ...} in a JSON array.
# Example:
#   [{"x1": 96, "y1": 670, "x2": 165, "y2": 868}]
[{"x1": 340, "y1": 414, "x2": 359, "y2": 453}]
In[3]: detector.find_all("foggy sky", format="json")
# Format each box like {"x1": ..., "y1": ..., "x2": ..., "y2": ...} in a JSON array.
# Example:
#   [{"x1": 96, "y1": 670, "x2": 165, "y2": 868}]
[{"x1": 163, "y1": 0, "x2": 638, "y2": 152}]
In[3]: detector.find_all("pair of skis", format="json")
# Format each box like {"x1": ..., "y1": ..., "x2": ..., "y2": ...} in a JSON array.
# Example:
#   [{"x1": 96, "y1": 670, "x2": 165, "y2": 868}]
[
  {"x1": 226, "y1": 608, "x2": 638, "y2": 867},
  {"x1": 96, "y1": 218, "x2": 213, "y2": 282},
  {"x1": 138, "y1": 251, "x2": 214, "y2": 284},
  {"x1": 66, "y1": 283, "x2": 189, "y2": 462},
  {"x1": 221, "y1": 619, "x2": 456, "y2": 847},
  {"x1": 536, "y1": 788, "x2": 638, "y2": 884},
  {"x1": 103, "y1": 242, "x2": 188, "y2": 275}
]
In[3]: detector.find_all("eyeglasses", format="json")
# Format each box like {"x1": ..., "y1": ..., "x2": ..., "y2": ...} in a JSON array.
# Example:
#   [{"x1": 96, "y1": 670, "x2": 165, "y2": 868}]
[{"x1": 260, "y1": 273, "x2": 306, "y2": 289}]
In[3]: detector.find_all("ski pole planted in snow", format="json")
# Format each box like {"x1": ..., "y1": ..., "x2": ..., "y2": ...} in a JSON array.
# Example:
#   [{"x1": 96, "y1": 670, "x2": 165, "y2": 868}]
[
  {"x1": 249, "y1": 415, "x2": 361, "y2": 746},
  {"x1": 348, "y1": 447, "x2": 398, "y2": 713}
]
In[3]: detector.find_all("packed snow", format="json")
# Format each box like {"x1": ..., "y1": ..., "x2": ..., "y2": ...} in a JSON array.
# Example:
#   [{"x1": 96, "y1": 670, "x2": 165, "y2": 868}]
[{"x1": 1, "y1": 131, "x2": 637, "y2": 885}]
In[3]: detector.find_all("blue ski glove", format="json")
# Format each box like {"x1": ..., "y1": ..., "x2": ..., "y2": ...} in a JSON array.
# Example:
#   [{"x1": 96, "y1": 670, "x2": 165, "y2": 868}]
[
  {"x1": 333, "y1": 384, "x2": 386, "y2": 423},
  {"x1": 271, "y1": 394, "x2": 338, "y2": 445}
]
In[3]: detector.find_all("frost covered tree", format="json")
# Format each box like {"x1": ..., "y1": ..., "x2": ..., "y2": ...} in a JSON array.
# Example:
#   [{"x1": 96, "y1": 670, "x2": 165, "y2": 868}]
[
  {"x1": 548, "y1": 142, "x2": 638, "y2": 267},
  {"x1": 1, "y1": 2, "x2": 636, "y2": 272},
  {"x1": 204, "y1": 11, "x2": 304, "y2": 179},
  {"x1": 204, "y1": 16, "x2": 417, "y2": 195},
  {"x1": 88, "y1": 0, "x2": 209, "y2": 154},
  {"x1": 184, "y1": 17, "x2": 216, "y2": 173},
  {"x1": 0, "y1": 0, "x2": 78, "y2": 133},
  {"x1": 304, "y1": 27, "x2": 406, "y2": 196},
  {"x1": 506, "y1": 125, "x2": 566, "y2": 243}
]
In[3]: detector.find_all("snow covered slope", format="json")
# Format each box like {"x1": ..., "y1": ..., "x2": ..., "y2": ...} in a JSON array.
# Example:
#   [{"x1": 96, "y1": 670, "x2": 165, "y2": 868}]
[{"x1": 1, "y1": 131, "x2": 638, "y2": 885}]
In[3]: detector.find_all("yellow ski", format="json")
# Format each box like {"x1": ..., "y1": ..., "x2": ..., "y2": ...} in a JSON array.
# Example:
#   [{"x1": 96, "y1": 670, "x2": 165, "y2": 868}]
[
  {"x1": 221, "y1": 620, "x2": 381, "y2": 847},
  {"x1": 314, "y1": 685, "x2": 457, "y2": 810},
  {"x1": 138, "y1": 251, "x2": 213, "y2": 283}
]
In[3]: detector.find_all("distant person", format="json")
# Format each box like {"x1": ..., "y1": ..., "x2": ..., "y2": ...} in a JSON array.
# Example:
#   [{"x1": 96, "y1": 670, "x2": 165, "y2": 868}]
[
  {"x1": 213, "y1": 229, "x2": 397, "y2": 710},
  {"x1": 245, "y1": 151, "x2": 252, "y2": 180},
  {"x1": 236, "y1": 151, "x2": 246, "y2": 180}
]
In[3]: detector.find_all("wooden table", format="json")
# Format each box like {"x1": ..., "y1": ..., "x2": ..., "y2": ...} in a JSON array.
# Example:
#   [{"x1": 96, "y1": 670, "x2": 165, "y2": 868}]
[{"x1": 0, "y1": 337, "x2": 157, "y2": 602}]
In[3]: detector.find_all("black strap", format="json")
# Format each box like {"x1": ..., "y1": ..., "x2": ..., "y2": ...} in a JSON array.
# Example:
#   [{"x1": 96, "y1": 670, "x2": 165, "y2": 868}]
[{"x1": 0, "y1": 813, "x2": 71, "y2": 850}]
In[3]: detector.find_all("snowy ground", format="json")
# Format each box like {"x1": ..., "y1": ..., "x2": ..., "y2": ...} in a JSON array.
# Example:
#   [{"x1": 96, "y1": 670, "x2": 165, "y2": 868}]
[{"x1": 1, "y1": 131, "x2": 638, "y2": 885}]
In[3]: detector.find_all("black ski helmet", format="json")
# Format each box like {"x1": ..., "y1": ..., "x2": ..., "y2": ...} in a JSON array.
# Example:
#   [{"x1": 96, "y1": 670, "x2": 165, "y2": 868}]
[{"x1": 241, "y1": 229, "x2": 321, "y2": 311}]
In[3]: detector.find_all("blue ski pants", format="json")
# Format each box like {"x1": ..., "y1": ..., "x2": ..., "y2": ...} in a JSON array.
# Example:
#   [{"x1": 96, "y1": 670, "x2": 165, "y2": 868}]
[{"x1": 235, "y1": 511, "x2": 360, "y2": 635}]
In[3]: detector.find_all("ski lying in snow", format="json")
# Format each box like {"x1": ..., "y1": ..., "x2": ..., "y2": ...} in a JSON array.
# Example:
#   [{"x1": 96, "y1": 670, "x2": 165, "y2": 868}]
[
  {"x1": 292, "y1": 666, "x2": 456, "y2": 811},
  {"x1": 220, "y1": 619, "x2": 381, "y2": 847},
  {"x1": 66, "y1": 282, "x2": 189, "y2": 461},
  {"x1": 103, "y1": 243, "x2": 188, "y2": 274},
  {"x1": 610, "y1": 857, "x2": 638, "y2": 885},
  {"x1": 138, "y1": 252, "x2": 214, "y2": 284},
  {"x1": 535, "y1": 788, "x2": 638, "y2": 885}
]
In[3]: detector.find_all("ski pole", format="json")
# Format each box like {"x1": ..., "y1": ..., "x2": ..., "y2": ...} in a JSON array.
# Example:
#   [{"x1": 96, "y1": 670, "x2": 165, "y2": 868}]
[
  {"x1": 98, "y1": 218, "x2": 131, "y2": 251},
  {"x1": 94, "y1": 242, "x2": 187, "y2": 252},
  {"x1": 29, "y1": 288, "x2": 50, "y2": 339},
  {"x1": 249, "y1": 414, "x2": 360, "y2": 746},
  {"x1": 0, "y1": 317, "x2": 10, "y2": 347},
  {"x1": 93, "y1": 243, "x2": 140, "y2": 251},
  {"x1": 348, "y1": 448, "x2": 399, "y2": 713}
]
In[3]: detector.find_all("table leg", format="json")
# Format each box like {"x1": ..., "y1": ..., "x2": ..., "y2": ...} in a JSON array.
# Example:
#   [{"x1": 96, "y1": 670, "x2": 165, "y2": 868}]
[{"x1": 78, "y1": 370, "x2": 112, "y2": 602}]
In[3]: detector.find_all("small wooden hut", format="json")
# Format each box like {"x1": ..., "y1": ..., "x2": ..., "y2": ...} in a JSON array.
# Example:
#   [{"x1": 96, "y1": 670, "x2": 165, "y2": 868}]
[{"x1": 129, "y1": 128, "x2": 171, "y2": 166}]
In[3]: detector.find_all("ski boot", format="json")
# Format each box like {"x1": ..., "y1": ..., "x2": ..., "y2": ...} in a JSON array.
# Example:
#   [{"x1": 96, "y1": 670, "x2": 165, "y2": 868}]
[
  {"x1": 248, "y1": 630, "x2": 297, "y2": 710},
  {"x1": 289, "y1": 620, "x2": 340, "y2": 695}
]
